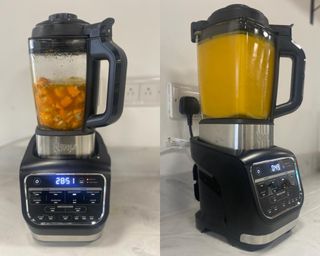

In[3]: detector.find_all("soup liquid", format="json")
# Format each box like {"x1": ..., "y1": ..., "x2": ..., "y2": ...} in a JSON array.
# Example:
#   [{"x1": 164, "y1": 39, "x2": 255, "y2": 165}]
[
  {"x1": 33, "y1": 77, "x2": 86, "y2": 130},
  {"x1": 197, "y1": 32, "x2": 275, "y2": 119}
]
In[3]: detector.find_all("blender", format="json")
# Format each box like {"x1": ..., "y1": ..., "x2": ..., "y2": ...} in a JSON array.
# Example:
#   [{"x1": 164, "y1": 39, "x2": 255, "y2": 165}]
[
  {"x1": 190, "y1": 5, "x2": 305, "y2": 250},
  {"x1": 19, "y1": 13, "x2": 127, "y2": 242}
]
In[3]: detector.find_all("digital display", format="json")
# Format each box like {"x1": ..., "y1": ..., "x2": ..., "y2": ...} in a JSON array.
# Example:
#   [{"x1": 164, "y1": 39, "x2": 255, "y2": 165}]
[
  {"x1": 55, "y1": 176, "x2": 76, "y2": 185},
  {"x1": 271, "y1": 163, "x2": 281, "y2": 172}
]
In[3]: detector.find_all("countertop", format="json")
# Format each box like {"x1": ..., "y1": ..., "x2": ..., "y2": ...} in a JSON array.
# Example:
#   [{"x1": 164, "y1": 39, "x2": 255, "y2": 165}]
[
  {"x1": 0, "y1": 138, "x2": 160, "y2": 256},
  {"x1": 160, "y1": 150, "x2": 320, "y2": 256}
]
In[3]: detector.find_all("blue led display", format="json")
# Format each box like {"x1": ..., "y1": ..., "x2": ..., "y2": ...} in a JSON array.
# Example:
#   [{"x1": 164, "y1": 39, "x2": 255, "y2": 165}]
[{"x1": 55, "y1": 176, "x2": 76, "y2": 185}]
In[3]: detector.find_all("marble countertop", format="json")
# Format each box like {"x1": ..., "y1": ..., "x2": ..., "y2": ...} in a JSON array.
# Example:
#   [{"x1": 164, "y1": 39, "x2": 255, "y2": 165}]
[
  {"x1": 0, "y1": 138, "x2": 160, "y2": 256},
  {"x1": 160, "y1": 151, "x2": 320, "y2": 256}
]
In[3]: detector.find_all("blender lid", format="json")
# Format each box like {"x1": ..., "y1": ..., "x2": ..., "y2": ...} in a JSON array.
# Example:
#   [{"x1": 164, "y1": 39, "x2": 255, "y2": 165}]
[
  {"x1": 191, "y1": 4, "x2": 270, "y2": 42},
  {"x1": 208, "y1": 4, "x2": 269, "y2": 27},
  {"x1": 31, "y1": 13, "x2": 89, "y2": 37}
]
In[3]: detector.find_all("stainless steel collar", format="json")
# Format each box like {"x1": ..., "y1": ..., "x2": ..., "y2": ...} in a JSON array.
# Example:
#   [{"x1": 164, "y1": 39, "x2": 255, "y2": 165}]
[
  {"x1": 199, "y1": 123, "x2": 273, "y2": 150},
  {"x1": 32, "y1": 232, "x2": 102, "y2": 242},
  {"x1": 36, "y1": 133, "x2": 95, "y2": 158}
]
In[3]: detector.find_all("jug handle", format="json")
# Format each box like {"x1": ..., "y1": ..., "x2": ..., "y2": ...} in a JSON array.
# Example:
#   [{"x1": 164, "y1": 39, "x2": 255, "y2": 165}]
[
  {"x1": 85, "y1": 19, "x2": 127, "y2": 128},
  {"x1": 273, "y1": 26, "x2": 306, "y2": 118}
]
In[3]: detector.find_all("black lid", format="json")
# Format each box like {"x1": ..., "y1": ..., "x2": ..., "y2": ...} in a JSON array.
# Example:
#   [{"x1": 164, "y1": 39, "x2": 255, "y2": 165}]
[
  {"x1": 32, "y1": 13, "x2": 89, "y2": 37},
  {"x1": 191, "y1": 5, "x2": 270, "y2": 42},
  {"x1": 208, "y1": 4, "x2": 269, "y2": 27}
]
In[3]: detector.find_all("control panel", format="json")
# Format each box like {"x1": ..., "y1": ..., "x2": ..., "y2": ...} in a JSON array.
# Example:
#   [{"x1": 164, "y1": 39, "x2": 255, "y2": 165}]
[
  {"x1": 251, "y1": 157, "x2": 303, "y2": 219},
  {"x1": 24, "y1": 173, "x2": 106, "y2": 225}
]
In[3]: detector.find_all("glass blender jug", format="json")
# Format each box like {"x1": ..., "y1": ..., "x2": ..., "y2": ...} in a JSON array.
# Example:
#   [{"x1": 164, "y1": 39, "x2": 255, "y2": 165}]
[
  {"x1": 29, "y1": 13, "x2": 127, "y2": 132},
  {"x1": 29, "y1": 13, "x2": 127, "y2": 157},
  {"x1": 30, "y1": 39, "x2": 87, "y2": 130},
  {"x1": 191, "y1": 4, "x2": 305, "y2": 121}
]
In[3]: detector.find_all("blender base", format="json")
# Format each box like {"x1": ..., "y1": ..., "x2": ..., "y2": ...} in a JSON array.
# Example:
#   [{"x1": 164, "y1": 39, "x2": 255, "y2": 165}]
[
  {"x1": 20, "y1": 132, "x2": 111, "y2": 242},
  {"x1": 190, "y1": 137, "x2": 303, "y2": 251}
]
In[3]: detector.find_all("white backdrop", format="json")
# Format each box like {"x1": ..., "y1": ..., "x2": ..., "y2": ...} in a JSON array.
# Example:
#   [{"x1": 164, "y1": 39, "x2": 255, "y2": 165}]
[{"x1": 0, "y1": 0, "x2": 160, "y2": 147}]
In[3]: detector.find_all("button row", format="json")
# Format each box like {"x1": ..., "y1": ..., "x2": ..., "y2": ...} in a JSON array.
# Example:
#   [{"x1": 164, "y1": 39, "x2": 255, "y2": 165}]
[
  {"x1": 29, "y1": 190, "x2": 101, "y2": 205},
  {"x1": 256, "y1": 176, "x2": 297, "y2": 199},
  {"x1": 36, "y1": 215, "x2": 97, "y2": 222},
  {"x1": 265, "y1": 196, "x2": 301, "y2": 217},
  {"x1": 44, "y1": 205, "x2": 87, "y2": 213}
]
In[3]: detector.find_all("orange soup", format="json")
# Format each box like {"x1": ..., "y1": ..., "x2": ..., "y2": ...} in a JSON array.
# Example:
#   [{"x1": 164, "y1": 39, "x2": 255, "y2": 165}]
[
  {"x1": 33, "y1": 77, "x2": 86, "y2": 130},
  {"x1": 197, "y1": 32, "x2": 275, "y2": 119}
]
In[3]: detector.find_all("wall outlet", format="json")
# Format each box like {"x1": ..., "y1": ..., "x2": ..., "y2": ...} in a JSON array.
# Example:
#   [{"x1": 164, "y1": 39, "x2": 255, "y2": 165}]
[
  {"x1": 168, "y1": 82, "x2": 200, "y2": 119},
  {"x1": 140, "y1": 82, "x2": 160, "y2": 105},
  {"x1": 125, "y1": 83, "x2": 140, "y2": 105},
  {"x1": 125, "y1": 77, "x2": 160, "y2": 106}
]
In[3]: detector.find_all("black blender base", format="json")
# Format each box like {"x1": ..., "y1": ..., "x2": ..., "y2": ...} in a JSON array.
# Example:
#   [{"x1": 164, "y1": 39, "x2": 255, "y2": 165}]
[
  {"x1": 20, "y1": 132, "x2": 111, "y2": 242},
  {"x1": 195, "y1": 211, "x2": 274, "y2": 251}
]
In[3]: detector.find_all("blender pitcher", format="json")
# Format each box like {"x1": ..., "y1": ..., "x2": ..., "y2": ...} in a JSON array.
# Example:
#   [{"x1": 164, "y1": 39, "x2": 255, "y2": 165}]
[
  {"x1": 29, "y1": 13, "x2": 127, "y2": 131},
  {"x1": 191, "y1": 4, "x2": 305, "y2": 120}
]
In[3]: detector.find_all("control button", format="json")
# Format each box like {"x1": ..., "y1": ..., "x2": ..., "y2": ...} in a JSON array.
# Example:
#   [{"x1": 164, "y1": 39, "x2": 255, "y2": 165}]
[
  {"x1": 79, "y1": 178, "x2": 85, "y2": 185},
  {"x1": 280, "y1": 178, "x2": 290, "y2": 189},
  {"x1": 281, "y1": 201, "x2": 286, "y2": 208},
  {"x1": 31, "y1": 198, "x2": 42, "y2": 204},
  {"x1": 66, "y1": 191, "x2": 84, "y2": 204},
  {"x1": 273, "y1": 206, "x2": 278, "y2": 212},
  {"x1": 259, "y1": 191, "x2": 267, "y2": 198},
  {"x1": 33, "y1": 178, "x2": 41, "y2": 185},
  {"x1": 89, "y1": 199, "x2": 98, "y2": 204},
  {"x1": 84, "y1": 191, "x2": 101, "y2": 204},
  {"x1": 31, "y1": 191, "x2": 42, "y2": 197},
  {"x1": 44, "y1": 206, "x2": 56, "y2": 213},
  {"x1": 74, "y1": 216, "x2": 80, "y2": 221},
  {"x1": 29, "y1": 191, "x2": 43, "y2": 204},
  {"x1": 74, "y1": 206, "x2": 87, "y2": 213},
  {"x1": 81, "y1": 216, "x2": 87, "y2": 221},
  {"x1": 48, "y1": 191, "x2": 65, "y2": 204},
  {"x1": 268, "y1": 181, "x2": 278, "y2": 194},
  {"x1": 61, "y1": 215, "x2": 70, "y2": 221},
  {"x1": 253, "y1": 166, "x2": 263, "y2": 178},
  {"x1": 266, "y1": 209, "x2": 272, "y2": 215},
  {"x1": 270, "y1": 196, "x2": 277, "y2": 204},
  {"x1": 37, "y1": 215, "x2": 45, "y2": 221},
  {"x1": 47, "y1": 215, "x2": 54, "y2": 221},
  {"x1": 89, "y1": 216, "x2": 95, "y2": 221}
]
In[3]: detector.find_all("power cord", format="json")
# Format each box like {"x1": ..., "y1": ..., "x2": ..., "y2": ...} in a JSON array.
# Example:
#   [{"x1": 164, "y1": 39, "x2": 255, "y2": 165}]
[{"x1": 179, "y1": 96, "x2": 200, "y2": 138}]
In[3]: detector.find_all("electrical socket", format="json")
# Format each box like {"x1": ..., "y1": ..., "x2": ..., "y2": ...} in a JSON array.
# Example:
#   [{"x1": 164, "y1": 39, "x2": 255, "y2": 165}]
[
  {"x1": 125, "y1": 83, "x2": 140, "y2": 105},
  {"x1": 124, "y1": 77, "x2": 160, "y2": 106},
  {"x1": 140, "y1": 82, "x2": 160, "y2": 105},
  {"x1": 168, "y1": 82, "x2": 200, "y2": 119}
]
